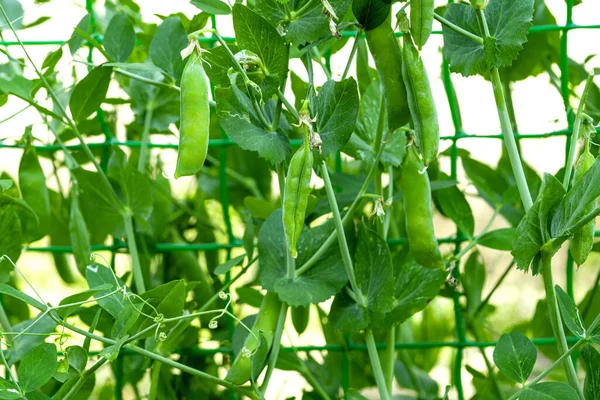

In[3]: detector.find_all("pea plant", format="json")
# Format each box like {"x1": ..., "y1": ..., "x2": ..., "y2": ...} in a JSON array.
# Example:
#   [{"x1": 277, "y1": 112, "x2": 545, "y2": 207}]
[{"x1": 0, "y1": 0, "x2": 599, "y2": 398}]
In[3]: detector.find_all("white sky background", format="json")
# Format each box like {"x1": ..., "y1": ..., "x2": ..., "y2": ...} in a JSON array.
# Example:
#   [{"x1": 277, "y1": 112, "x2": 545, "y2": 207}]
[{"x1": 0, "y1": 0, "x2": 599, "y2": 399}]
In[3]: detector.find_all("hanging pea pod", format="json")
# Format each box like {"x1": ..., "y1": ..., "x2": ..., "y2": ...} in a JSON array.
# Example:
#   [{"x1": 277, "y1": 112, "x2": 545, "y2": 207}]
[
  {"x1": 291, "y1": 305, "x2": 310, "y2": 335},
  {"x1": 174, "y1": 47, "x2": 210, "y2": 179},
  {"x1": 570, "y1": 138, "x2": 596, "y2": 266},
  {"x1": 410, "y1": 0, "x2": 435, "y2": 49},
  {"x1": 400, "y1": 143, "x2": 444, "y2": 270},
  {"x1": 401, "y1": 23, "x2": 439, "y2": 166}
]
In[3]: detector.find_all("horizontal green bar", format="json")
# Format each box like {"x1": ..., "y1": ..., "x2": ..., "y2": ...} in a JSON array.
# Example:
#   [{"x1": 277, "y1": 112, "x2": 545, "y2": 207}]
[{"x1": 26, "y1": 242, "x2": 239, "y2": 253}]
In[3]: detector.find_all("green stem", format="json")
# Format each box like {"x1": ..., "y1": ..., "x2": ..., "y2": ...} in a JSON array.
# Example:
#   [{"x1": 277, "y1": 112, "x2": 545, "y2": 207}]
[
  {"x1": 277, "y1": 88, "x2": 300, "y2": 121},
  {"x1": 148, "y1": 362, "x2": 162, "y2": 400},
  {"x1": 563, "y1": 75, "x2": 594, "y2": 189},
  {"x1": 470, "y1": 323, "x2": 503, "y2": 399},
  {"x1": 62, "y1": 358, "x2": 107, "y2": 400},
  {"x1": 300, "y1": 360, "x2": 332, "y2": 400},
  {"x1": 342, "y1": 30, "x2": 362, "y2": 81},
  {"x1": 502, "y1": 77, "x2": 518, "y2": 133},
  {"x1": 472, "y1": 260, "x2": 515, "y2": 318},
  {"x1": 434, "y1": 14, "x2": 484, "y2": 44},
  {"x1": 452, "y1": 207, "x2": 500, "y2": 261},
  {"x1": 137, "y1": 97, "x2": 155, "y2": 173},
  {"x1": 0, "y1": 302, "x2": 12, "y2": 346},
  {"x1": 205, "y1": 154, "x2": 264, "y2": 199},
  {"x1": 366, "y1": 329, "x2": 392, "y2": 400},
  {"x1": 541, "y1": 250, "x2": 584, "y2": 399},
  {"x1": 383, "y1": 327, "x2": 395, "y2": 394},
  {"x1": 291, "y1": 0, "x2": 317, "y2": 19},
  {"x1": 114, "y1": 67, "x2": 180, "y2": 91},
  {"x1": 310, "y1": 48, "x2": 332, "y2": 80},
  {"x1": 123, "y1": 212, "x2": 146, "y2": 294}
]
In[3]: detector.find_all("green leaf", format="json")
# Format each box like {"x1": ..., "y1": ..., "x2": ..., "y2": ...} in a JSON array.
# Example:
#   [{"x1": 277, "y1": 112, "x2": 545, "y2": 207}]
[
  {"x1": 111, "y1": 299, "x2": 141, "y2": 339},
  {"x1": 0, "y1": 0, "x2": 23, "y2": 30},
  {"x1": 68, "y1": 15, "x2": 90, "y2": 55},
  {"x1": 135, "y1": 280, "x2": 186, "y2": 334},
  {"x1": 435, "y1": 171, "x2": 474, "y2": 238},
  {"x1": 236, "y1": 286, "x2": 264, "y2": 308},
  {"x1": 0, "y1": 377, "x2": 20, "y2": 400},
  {"x1": 191, "y1": 0, "x2": 231, "y2": 15},
  {"x1": 394, "y1": 360, "x2": 439, "y2": 399},
  {"x1": 352, "y1": 0, "x2": 390, "y2": 31},
  {"x1": 0, "y1": 180, "x2": 12, "y2": 192},
  {"x1": 57, "y1": 288, "x2": 104, "y2": 319},
  {"x1": 69, "y1": 66, "x2": 113, "y2": 121},
  {"x1": 18, "y1": 343, "x2": 58, "y2": 393},
  {"x1": 258, "y1": 209, "x2": 351, "y2": 307},
  {"x1": 0, "y1": 283, "x2": 46, "y2": 311},
  {"x1": 214, "y1": 254, "x2": 246, "y2": 275},
  {"x1": 462, "y1": 156, "x2": 508, "y2": 205},
  {"x1": 309, "y1": 79, "x2": 359, "y2": 157},
  {"x1": 69, "y1": 186, "x2": 91, "y2": 276},
  {"x1": 99, "y1": 335, "x2": 128, "y2": 361},
  {"x1": 233, "y1": 4, "x2": 287, "y2": 85},
  {"x1": 329, "y1": 290, "x2": 369, "y2": 333},
  {"x1": 66, "y1": 346, "x2": 88, "y2": 375},
  {"x1": 551, "y1": 158, "x2": 600, "y2": 238},
  {"x1": 355, "y1": 222, "x2": 394, "y2": 313},
  {"x1": 512, "y1": 174, "x2": 565, "y2": 274},
  {"x1": 555, "y1": 285, "x2": 585, "y2": 338},
  {"x1": 18, "y1": 141, "x2": 51, "y2": 241},
  {"x1": 520, "y1": 382, "x2": 579, "y2": 400},
  {"x1": 41, "y1": 47, "x2": 63, "y2": 72},
  {"x1": 442, "y1": 0, "x2": 534, "y2": 77},
  {"x1": 86, "y1": 263, "x2": 126, "y2": 318},
  {"x1": 104, "y1": 13, "x2": 136, "y2": 62},
  {"x1": 215, "y1": 86, "x2": 290, "y2": 165},
  {"x1": 6, "y1": 314, "x2": 56, "y2": 364},
  {"x1": 463, "y1": 251, "x2": 486, "y2": 316},
  {"x1": 478, "y1": 228, "x2": 515, "y2": 251},
  {"x1": 0, "y1": 207, "x2": 22, "y2": 265},
  {"x1": 581, "y1": 345, "x2": 600, "y2": 400},
  {"x1": 149, "y1": 16, "x2": 188, "y2": 81},
  {"x1": 493, "y1": 332, "x2": 537, "y2": 383},
  {"x1": 203, "y1": 44, "x2": 240, "y2": 87}
]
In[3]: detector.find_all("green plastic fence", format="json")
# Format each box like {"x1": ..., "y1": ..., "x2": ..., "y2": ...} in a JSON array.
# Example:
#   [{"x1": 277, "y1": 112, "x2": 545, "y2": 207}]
[{"x1": 1, "y1": 0, "x2": 599, "y2": 398}]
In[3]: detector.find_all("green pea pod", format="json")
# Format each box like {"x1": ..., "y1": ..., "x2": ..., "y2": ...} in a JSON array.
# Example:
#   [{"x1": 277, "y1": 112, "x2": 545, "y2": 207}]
[
  {"x1": 570, "y1": 139, "x2": 595, "y2": 266},
  {"x1": 174, "y1": 51, "x2": 210, "y2": 179},
  {"x1": 402, "y1": 33, "x2": 439, "y2": 166},
  {"x1": 365, "y1": 19, "x2": 411, "y2": 131},
  {"x1": 400, "y1": 144, "x2": 444, "y2": 270},
  {"x1": 69, "y1": 184, "x2": 91, "y2": 276},
  {"x1": 52, "y1": 253, "x2": 76, "y2": 284},
  {"x1": 283, "y1": 139, "x2": 313, "y2": 258},
  {"x1": 291, "y1": 305, "x2": 310, "y2": 335},
  {"x1": 410, "y1": 0, "x2": 435, "y2": 49},
  {"x1": 226, "y1": 292, "x2": 282, "y2": 385}
]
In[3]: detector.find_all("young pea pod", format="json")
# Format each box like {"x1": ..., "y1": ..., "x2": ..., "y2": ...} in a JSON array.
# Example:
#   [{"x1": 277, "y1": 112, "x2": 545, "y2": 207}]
[
  {"x1": 226, "y1": 292, "x2": 282, "y2": 385},
  {"x1": 410, "y1": 0, "x2": 435, "y2": 49},
  {"x1": 283, "y1": 137, "x2": 313, "y2": 258},
  {"x1": 174, "y1": 50, "x2": 210, "y2": 179},
  {"x1": 400, "y1": 144, "x2": 444, "y2": 270},
  {"x1": 365, "y1": 19, "x2": 411, "y2": 131},
  {"x1": 402, "y1": 32, "x2": 439, "y2": 166},
  {"x1": 291, "y1": 305, "x2": 310, "y2": 335},
  {"x1": 570, "y1": 139, "x2": 596, "y2": 266}
]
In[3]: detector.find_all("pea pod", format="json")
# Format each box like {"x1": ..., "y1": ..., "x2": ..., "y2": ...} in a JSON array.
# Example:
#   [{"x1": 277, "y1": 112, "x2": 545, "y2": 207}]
[
  {"x1": 400, "y1": 144, "x2": 444, "y2": 270},
  {"x1": 283, "y1": 137, "x2": 313, "y2": 258},
  {"x1": 402, "y1": 32, "x2": 439, "y2": 166},
  {"x1": 365, "y1": 19, "x2": 411, "y2": 131},
  {"x1": 226, "y1": 292, "x2": 282, "y2": 385},
  {"x1": 570, "y1": 139, "x2": 595, "y2": 266},
  {"x1": 291, "y1": 305, "x2": 310, "y2": 335},
  {"x1": 410, "y1": 0, "x2": 435, "y2": 49},
  {"x1": 174, "y1": 50, "x2": 210, "y2": 179}
]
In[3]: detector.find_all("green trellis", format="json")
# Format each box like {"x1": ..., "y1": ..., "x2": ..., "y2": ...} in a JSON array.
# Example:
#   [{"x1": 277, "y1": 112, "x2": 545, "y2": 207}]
[{"x1": 1, "y1": 0, "x2": 599, "y2": 399}]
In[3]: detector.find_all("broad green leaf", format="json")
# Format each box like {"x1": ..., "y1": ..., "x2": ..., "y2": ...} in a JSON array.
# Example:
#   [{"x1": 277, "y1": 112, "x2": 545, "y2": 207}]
[
  {"x1": 555, "y1": 285, "x2": 585, "y2": 338},
  {"x1": 86, "y1": 263, "x2": 126, "y2": 318},
  {"x1": 551, "y1": 158, "x2": 600, "y2": 238},
  {"x1": 354, "y1": 222, "x2": 394, "y2": 313},
  {"x1": 135, "y1": 280, "x2": 186, "y2": 334},
  {"x1": 69, "y1": 15, "x2": 90, "y2": 55},
  {"x1": 0, "y1": 0, "x2": 23, "y2": 30},
  {"x1": 18, "y1": 343, "x2": 58, "y2": 393},
  {"x1": 478, "y1": 228, "x2": 515, "y2": 251},
  {"x1": 41, "y1": 47, "x2": 63, "y2": 72},
  {"x1": 258, "y1": 209, "x2": 351, "y2": 307},
  {"x1": 203, "y1": 44, "x2": 240, "y2": 88},
  {"x1": 215, "y1": 86, "x2": 290, "y2": 165},
  {"x1": 394, "y1": 360, "x2": 439, "y2": 399},
  {"x1": 66, "y1": 346, "x2": 88, "y2": 375},
  {"x1": 0, "y1": 377, "x2": 20, "y2": 400},
  {"x1": 0, "y1": 283, "x2": 45, "y2": 311},
  {"x1": 520, "y1": 382, "x2": 579, "y2": 400},
  {"x1": 512, "y1": 174, "x2": 565, "y2": 274},
  {"x1": 329, "y1": 290, "x2": 369, "y2": 333},
  {"x1": 111, "y1": 299, "x2": 141, "y2": 339},
  {"x1": 19, "y1": 141, "x2": 51, "y2": 241},
  {"x1": 0, "y1": 207, "x2": 22, "y2": 265},
  {"x1": 191, "y1": 0, "x2": 231, "y2": 15},
  {"x1": 463, "y1": 251, "x2": 486, "y2": 316},
  {"x1": 581, "y1": 345, "x2": 600, "y2": 400},
  {"x1": 233, "y1": 4, "x2": 287, "y2": 85},
  {"x1": 442, "y1": 0, "x2": 534, "y2": 77},
  {"x1": 309, "y1": 79, "x2": 359, "y2": 157},
  {"x1": 57, "y1": 288, "x2": 104, "y2": 319},
  {"x1": 104, "y1": 13, "x2": 135, "y2": 62},
  {"x1": 435, "y1": 171, "x2": 474, "y2": 238},
  {"x1": 149, "y1": 16, "x2": 188, "y2": 81},
  {"x1": 69, "y1": 66, "x2": 113, "y2": 121},
  {"x1": 236, "y1": 286, "x2": 264, "y2": 308},
  {"x1": 352, "y1": 0, "x2": 389, "y2": 31},
  {"x1": 493, "y1": 332, "x2": 536, "y2": 383},
  {"x1": 214, "y1": 254, "x2": 246, "y2": 275},
  {"x1": 6, "y1": 314, "x2": 56, "y2": 364}
]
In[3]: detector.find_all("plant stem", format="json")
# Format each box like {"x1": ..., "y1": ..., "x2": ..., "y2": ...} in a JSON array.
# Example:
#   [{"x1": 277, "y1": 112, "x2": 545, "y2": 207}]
[
  {"x1": 366, "y1": 329, "x2": 392, "y2": 400},
  {"x1": 260, "y1": 304, "x2": 288, "y2": 394},
  {"x1": 277, "y1": 88, "x2": 300, "y2": 121},
  {"x1": 137, "y1": 96, "x2": 155, "y2": 173},
  {"x1": 473, "y1": 260, "x2": 515, "y2": 319},
  {"x1": 62, "y1": 358, "x2": 107, "y2": 400},
  {"x1": 342, "y1": 30, "x2": 362, "y2": 80},
  {"x1": 541, "y1": 250, "x2": 584, "y2": 399},
  {"x1": 434, "y1": 14, "x2": 484, "y2": 44},
  {"x1": 114, "y1": 67, "x2": 180, "y2": 91},
  {"x1": 149, "y1": 362, "x2": 162, "y2": 400},
  {"x1": 563, "y1": 75, "x2": 594, "y2": 189},
  {"x1": 383, "y1": 328, "x2": 395, "y2": 394},
  {"x1": 0, "y1": 302, "x2": 12, "y2": 346},
  {"x1": 124, "y1": 212, "x2": 146, "y2": 294}
]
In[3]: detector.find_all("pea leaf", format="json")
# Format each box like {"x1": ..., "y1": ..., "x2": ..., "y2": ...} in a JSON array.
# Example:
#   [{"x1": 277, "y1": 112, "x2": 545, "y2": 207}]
[
  {"x1": 57, "y1": 288, "x2": 104, "y2": 319},
  {"x1": 6, "y1": 314, "x2": 56, "y2": 364},
  {"x1": 442, "y1": 0, "x2": 534, "y2": 77},
  {"x1": 104, "y1": 13, "x2": 135, "y2": 62},
  {"x1": 555, "y1": 285, "x2": 585, "y2": 339},
  {"x1": 18, "y1": 343, "x2": 58, "y2": 393},
  {"x1": 69, "y1": 187, "x2": 91, "y2": 276},
  {"x1": 203, "y1": 44, "x2": 239, "y2": 87},
  {"x1": 309, "y1": 79, "x2": 359, "y2": 157},
  {"x1": 66, "y1": 346, "x2": 88, "y2": 375},
  {"x1": 69, "y1": 14, "x2": 90, "y2": 55},
  {"x1": 149, "y1": 16, "x2": 188, "y2": 81},
  {"x1": 0, "y1": 207, "x2": 22, "y2": 264},
  {"x1": 0, "y1": 0, "x2": 23, "y2": 30},
  {"x1": 191, "y1": 0, "x2": 231, "y2": 15},
  {"x1": 0, "y1": 377, "x2": 20, "y2": 399},
  {"x1": 214, "y1": 254, "x2": 246, "y2": 275},
  {"x1": 111, "y1": 299, "x2": 141, "y2": 339},
  {"x1": 581, "y1": 345, "x2": 600, "y2": 400},
  {"x1": 520, "y1": 382, "x2": 579, "y2": 400},
  {"x1": 493, "y1": 332, "x2": 536, "y2": 383},
  {"x1": 258, "y1": 209, "x2": 351, "y2": 307},
  {"x1": 41, "y1": 47, "x2": 63, "y2": 72},
  {"x1": 0, "y1": 283, "x2": 45, "y2": 312},
  {"x1": 135, "y1": 280, "x2": 186, "y2": 334},
  {"x1": 69, "y1": 65, "x2": 113, "y2": 122},
  {"x1": 86, "y1": 263, "x2": 126, "y2": 318},
  {"x1": 352, "y1": 0, "x2": 389, "y2": 31},
  {"x1": 18, "y1": 141, "x2": 51, "y2": 241},
  {"x1": 477, "y1": 228, "x2": 515, "y2": 251},
  {"x1": 435, "y1": 171, "x2": 474, "y2": 238},
  {"x1": 329, "y1": 290, "x2": 369, "y2": 333},
  {"x1": 463, "y1": 251, "x2": 486, "y2": 316}
]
